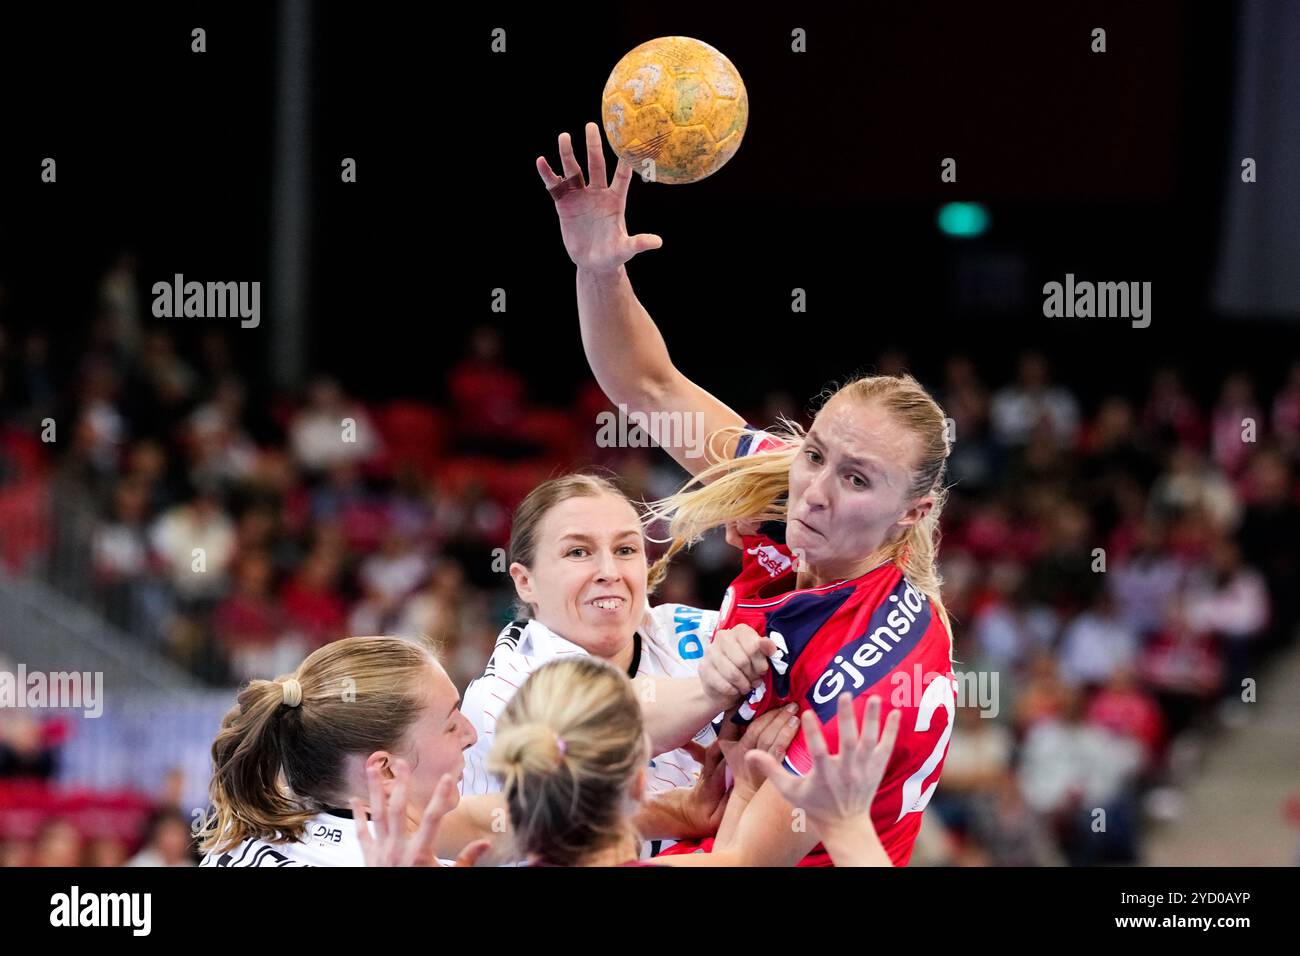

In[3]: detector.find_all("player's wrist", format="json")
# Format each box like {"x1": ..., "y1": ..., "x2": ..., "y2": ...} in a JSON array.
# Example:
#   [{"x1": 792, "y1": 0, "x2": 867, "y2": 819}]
[
  {"x1": 576, "y1": 262, "x2": 626, "y2": 281},
  {"x1": 815, "y1": 813, "x2": 879, "y2": 857}
]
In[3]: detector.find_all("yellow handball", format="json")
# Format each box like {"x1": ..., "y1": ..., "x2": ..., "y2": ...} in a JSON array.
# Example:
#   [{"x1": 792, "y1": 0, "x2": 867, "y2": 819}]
[{"x1": 600, "y1": 36, "x2": 748, "y2": 185}]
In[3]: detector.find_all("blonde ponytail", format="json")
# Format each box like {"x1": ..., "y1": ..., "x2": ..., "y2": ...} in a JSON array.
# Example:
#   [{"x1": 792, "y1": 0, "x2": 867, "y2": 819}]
[
  {"x1": 199, "y1": 636, "x2": 443, "y2": 854},
  {"x1": 487, "y1": 657, "x2": 646, "y2": 866}
]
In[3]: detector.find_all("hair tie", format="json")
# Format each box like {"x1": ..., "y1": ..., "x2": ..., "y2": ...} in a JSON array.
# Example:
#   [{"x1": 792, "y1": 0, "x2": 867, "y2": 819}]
[
  {"x1": 555, "y1": 735, "x2": 567, "y2": 760},
  {"x1": 281, "y1": 678, "x2": 303, "y2": 708}
]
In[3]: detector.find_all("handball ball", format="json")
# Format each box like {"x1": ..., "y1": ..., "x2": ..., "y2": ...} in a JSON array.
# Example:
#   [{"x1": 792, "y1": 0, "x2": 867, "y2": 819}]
[{"x1": 601, "y1": 36, "x2": 748, "y2": 185}]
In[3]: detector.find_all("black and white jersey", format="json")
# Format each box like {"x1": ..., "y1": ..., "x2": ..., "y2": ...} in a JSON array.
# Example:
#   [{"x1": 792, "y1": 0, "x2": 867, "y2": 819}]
[
  {"x1": 460, "y1": 604, "x2": 720, "y2": 799},
  {"x1": 200, "y1": 810, "x2": 367, "y2": 868}
]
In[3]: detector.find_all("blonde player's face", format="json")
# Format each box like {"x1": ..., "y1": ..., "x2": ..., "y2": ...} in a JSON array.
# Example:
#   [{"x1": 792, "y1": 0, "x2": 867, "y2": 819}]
[
  {"x1": 512, "y1": 493, "x2": 648, "y2": 660},
  {"x1": 786, "y1": 396, "x2": 932, "y2": 582},
  {"x1": 393, "y1": 664, "x2": 478, "y2": 815}
]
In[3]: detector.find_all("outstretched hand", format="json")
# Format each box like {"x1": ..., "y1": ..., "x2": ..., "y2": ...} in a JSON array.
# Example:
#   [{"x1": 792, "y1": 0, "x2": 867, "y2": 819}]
[
  {"x1": 537, "y1": 121, "x2": 663, "y2": 273},
  {"x1": 351, "y1": 759, "x2": 490, "y2": 868},
  {"x1": 745, "y1": 694, "x2": 900, "y2": 836}
]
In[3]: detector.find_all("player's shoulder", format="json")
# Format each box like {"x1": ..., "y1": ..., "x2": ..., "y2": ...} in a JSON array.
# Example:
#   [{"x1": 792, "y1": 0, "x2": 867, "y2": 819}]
[
  {"x1": 643, "y1": 603, "x2": 719, "y2": 668},
  {"x1": 734, "y1": 425, "x2": 794, "y2": 459},
  {"x1": 645, "y1": 602, "x2": 719, "y2": 640}
]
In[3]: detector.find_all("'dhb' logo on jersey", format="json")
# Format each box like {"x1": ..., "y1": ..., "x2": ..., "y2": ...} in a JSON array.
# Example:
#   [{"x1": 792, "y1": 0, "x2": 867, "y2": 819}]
[
  {"x1": 806, "y1": 579, "x2": 932, "y2": 721},
  {"x1": 746, "y1": 543, "x2": 792, "y2": 578}
]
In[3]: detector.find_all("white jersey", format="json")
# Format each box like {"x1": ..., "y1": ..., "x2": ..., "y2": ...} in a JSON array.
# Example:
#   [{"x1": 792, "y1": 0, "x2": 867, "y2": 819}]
[
  {"x1": 200, "y1": 810, "x2": 367, "y2": 867},
  {"x1": 460, "y1": 604, "x2": 719, "y2": 802}
]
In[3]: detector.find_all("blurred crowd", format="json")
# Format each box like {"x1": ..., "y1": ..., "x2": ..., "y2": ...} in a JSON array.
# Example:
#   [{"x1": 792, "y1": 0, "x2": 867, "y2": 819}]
[{"x1": 1, "y1": 258, "x2": 1298, "y2": 866}]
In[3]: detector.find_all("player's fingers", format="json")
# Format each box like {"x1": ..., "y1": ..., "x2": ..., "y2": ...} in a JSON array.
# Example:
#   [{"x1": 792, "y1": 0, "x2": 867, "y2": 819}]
[
  {"x1": 718, "y1": 703, "x2": 746, "y2": 742},
  {"x1": 536, "y1": 155, "x2": 562, "y2": 188},
  {"x1": 410, "y1": 774, "x2": 455, "y2": 866},
  {"x1": 454, "y1": 839, "x2": 493, "y2": 868},
  {"x1": 430, "y1": 771, "x2": 460, "y2": 819},
  {"x1": 874, "y1": 709, "x2": 903, "y2": 765},
  {"x1": 738, "y1": 707, "x2": 779, "y2": 750},
  {"x1": 709, "y1": 652, "x2": 751, "y2": 698},
  {"x1": 861, "y1": 696, "x2": 882, "y2": 748},
  {"x1": 386, "y1": 759, "x2": 411, "y2": 845},
  {"x1": 349, "y1": 798, "x2": 373, "y2": 860},
  {"x1": 771, "y1": 707, "x2": 801, "y2": 758},
  {"x1": 611, "y1": 156, "x2": 634, "y2": 199},
  {"x1": 838, "y1": 693, "x2": 867, "y2": 756},
  {"x1": 800, "y1": 707, "x2": 831, "y2": 762},
  {"x1": 557, "y1": 131, "x2": 584, "y2": 183},
  {"x1": 629, "y1": 233, "x2": 663, "y2": 255},
  {"x1": 741, "y1": 634, "x2": 773, "y2": 677},
  {"x1": 745, "y1": 751, "x2": 796, "y2": 801},
  {"x1": 682, "y1": 741, "x2": 707, "y2": 764},
  {"x1": 584, "y1": 121, "x2": 607, "y2": 189},
  {"x1": 753, "y1": 703, "x2": 798, "y2": 753},
  {"x1": 701, "y1": 741, "x2": 726, "y2": 775}
]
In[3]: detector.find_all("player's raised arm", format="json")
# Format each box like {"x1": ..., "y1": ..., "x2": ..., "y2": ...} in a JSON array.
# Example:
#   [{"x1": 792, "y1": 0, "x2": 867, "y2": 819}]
[{"x1": 538, "y1": 122, "x2": 746, "y2": 476}]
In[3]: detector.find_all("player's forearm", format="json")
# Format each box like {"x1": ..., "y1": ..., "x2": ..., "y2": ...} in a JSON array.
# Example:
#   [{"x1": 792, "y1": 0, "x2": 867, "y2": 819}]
[
  {"x1": 576, "y1": 265, "x2": 678, "y2": 408},
  {"x1": 710, "y1": 782, "x2": 755, "y2": 848},
  {"x1": 633, "y1": 674, "x2": 724, "y2": 755},
  {"x1": 633, "y1": 788, "x2": 702, "y2": 841},
  {"x1": 717, "y1": 781, "x2": 820, "y2": 867}
]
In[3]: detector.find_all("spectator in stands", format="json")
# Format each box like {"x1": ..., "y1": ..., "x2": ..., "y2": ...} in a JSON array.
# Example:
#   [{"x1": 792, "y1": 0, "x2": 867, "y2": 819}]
[
  {"x1": 1017, "y1": 689, "x2": 1143, "y2": 865},
  {"x1": 941, "y1": 355, "x2": 1000, "y2": 493},
  {"x1": 187, "y1": 375, "x2": 259, "y2": 490},
  {"x1": 280, "y1": 546, "x2": 349, "y2": 649},
  {"x1": 126, "y1": 808, "x2": 197, "y2": 867},
  {"x1": 969, "y1": 560, "x2": 1058, "y2": 675},
  {"x1": 86, "y1": 834, "x2": 130, "y2": 867},
  {"x1": 1143, "y1": 367, "x2": 1205, "y2": 450},
  {"x1": 213, "y1": 550, "x2": 292, "y2": 682},
  {"x1": 1107, "y1": 518, "x2": 1185, "y2": 639},
  {"x1": 0, "y1": 713, "x2": 57, "y2": 780},
  {"x1": 1183, "y1": 536, "x2": 1270, "y2": 722},
  {"x1": 149, "y1": 483, "x2": 237, "y2": 606},
  {"x1": 990, "y1": 352, "x2": 1080, "y2": 449},
  {"x1": 1139, "y1": 598, "x2": 1224, "y2": 739},
  {"x1": 1210, "y1": 372, "x2": 1263, "y2": 478},
  {"x1": 965, "y1": 771, "x2": 1064, "y2": 867},
  {"x1": 1085, "y1": 667, "x2": 1166, "y2": 771},
  {"x1": 92, "y1": 477, "x2": 166, "y2": 635},
  {"x1": 1150, "y1": 444, "x2": 1240, "y2": 535},
  {"x1": 33, "y1": 819, "x2": 84, "y2": 867},
  {"x1": 929, "y1": 702, "x2": 1014, "y2": 837},
  {"x1": 447, "y1": 325, "x2": 528, "y2": 453},
  {"x1": 1026, "y1": 501, "x2": 1100, "y2": 613},
  {"x1": 289, "y1": 376, "x2": 381, "y2": 473},
  {"x1": 1058, "y1": 589, "x2": 1140, "y2": 690},
  {"x1": 1237, "y1": 447, "x2": 1300, "y2": 650},
  {"x1": 1012, "y1": 651, "x2": 1071, "y2": 734},
  {"x1": 1271, "y1": 360, "x2": 1300, "y2": 455}
]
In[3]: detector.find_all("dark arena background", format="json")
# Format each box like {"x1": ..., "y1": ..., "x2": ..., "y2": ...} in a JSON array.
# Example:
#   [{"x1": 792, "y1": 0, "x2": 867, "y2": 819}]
[{"x1": 0, "y1": 0, "x2": 1297, "y2": 917}]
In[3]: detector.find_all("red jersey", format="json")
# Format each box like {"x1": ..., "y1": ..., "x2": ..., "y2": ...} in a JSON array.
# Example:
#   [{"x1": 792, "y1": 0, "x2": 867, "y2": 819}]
[{"x1": 661, "y1": 429, "x2": 957, "y2": 867}]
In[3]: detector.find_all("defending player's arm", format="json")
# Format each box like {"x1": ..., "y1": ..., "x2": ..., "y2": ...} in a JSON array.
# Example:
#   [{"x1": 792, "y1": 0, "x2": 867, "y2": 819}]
[
  {"x1": 633, "y1": 623, "x2": 776, "y2": 754},
  {"x1": 539, "y1": 122, "x2": 746, "y2": 476},
  {"x1": 639, "y1": 705, "x2": 800, "y2": 842},
  {"x1": 658, "y1": 694, "x2": 899, "y2": 867}
]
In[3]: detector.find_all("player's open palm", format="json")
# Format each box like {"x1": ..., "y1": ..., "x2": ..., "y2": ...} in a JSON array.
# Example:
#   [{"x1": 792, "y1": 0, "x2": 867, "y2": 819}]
[
  {"x1": 352, "y1": 760, "x2": 489, "y2": 868},
  {"x1": 537, "y1": 121, "x2": 663, "y2": 272},
  {"x1": 746, "y1": 694, "x2": 901, "y2": 833}
]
